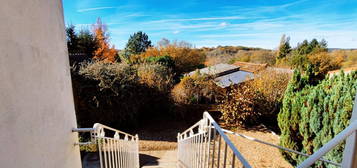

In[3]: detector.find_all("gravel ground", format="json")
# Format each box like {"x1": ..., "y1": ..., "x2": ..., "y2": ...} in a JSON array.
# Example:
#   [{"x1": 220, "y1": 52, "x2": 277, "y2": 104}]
[{"x1": 228, "y1": 127, "x2": 293, "y2": 168}]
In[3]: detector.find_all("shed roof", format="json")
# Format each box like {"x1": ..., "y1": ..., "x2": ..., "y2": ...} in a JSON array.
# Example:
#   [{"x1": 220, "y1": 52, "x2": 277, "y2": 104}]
[
  {"x1": 188, "y1": 63, "x2": 239, "y2": 77},
  {"x1": 214, "y1": 70, "x2": 254, "y2": 88},
  {"x1": 233, "y1": 61, "x2": 267, "y2": 73}
]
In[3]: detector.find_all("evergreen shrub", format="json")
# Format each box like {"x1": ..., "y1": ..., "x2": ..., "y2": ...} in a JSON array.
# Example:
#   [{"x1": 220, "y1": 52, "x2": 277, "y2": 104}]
[{"x1": 278, "y1": 70, "x2": 357, "y2": 167}]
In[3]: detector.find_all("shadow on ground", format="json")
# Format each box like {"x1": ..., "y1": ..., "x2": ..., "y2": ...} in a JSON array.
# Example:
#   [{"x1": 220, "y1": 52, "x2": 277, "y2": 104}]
[
  {"x1": 134, "y1": 111, "x2": 222, "y2": 142},
  {"x1": 139, "y1": 153, "x2": 159, "y2": 167},
  {"x1": 134, "y1": 119, "x2": 191, "y2": 142}
]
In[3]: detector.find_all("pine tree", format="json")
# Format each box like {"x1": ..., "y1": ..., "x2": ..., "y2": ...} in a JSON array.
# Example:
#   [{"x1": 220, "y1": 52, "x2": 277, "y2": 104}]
[
  {"x1": 66, "y1": 25, "x2": 79, "y2": 53},
  {"x1": 277, "y1": 34, "x2": 291, "y2": 59},
  {"x1": 123, "y1": 31, "x2": 152, "y2": 59},
  {"x1": 78, "y1": 29, "x2": 98, "y2": 58}
]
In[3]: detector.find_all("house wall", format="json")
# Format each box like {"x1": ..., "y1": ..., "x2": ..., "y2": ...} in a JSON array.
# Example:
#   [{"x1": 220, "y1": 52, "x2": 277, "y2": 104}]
[{"x1": 0, "y1": 0, "x2": 82, "y2": 167}]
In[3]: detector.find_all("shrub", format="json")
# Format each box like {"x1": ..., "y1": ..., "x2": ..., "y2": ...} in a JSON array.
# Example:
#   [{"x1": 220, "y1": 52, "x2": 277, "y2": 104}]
[
  {"x1": 71, "y1": 61, "x2": 138, "y2": 128},
  {"x1": 171, "y1": 73, "x2": 221, "y2": 105},
  {"x1": 250, "y1": 69, "x2": 291, "y2": 117},
  {"x1": 71, "y1": 61, "x2": 174, "y2": 129},
  {"x1": 340, "y1": 50, "x2": 357, "y2": 68},
  {"x1": 278, "y1": 70, "x2": 357, "y2": 167},
  {"x1": 136, "y1": 62, "x2": 174, "y2": 92},
  {"x1": 133, "y1": 42, "x2": 206, "y2": 75},
  {"x1": 307, "y1": 52, "x2": 343, "y2": 79},
  {"x1": 171, "y1": 73, "x2": 223, "y2": 119},
  {"x1": 145, "y1": 55, "x2": 175, "y2": 69},
  {"x1": 219, "y1": 69, "x2": 291, "y2": 127},
  {"x1": 219, "y1": 83, "x2": 267, "y2": 126}
]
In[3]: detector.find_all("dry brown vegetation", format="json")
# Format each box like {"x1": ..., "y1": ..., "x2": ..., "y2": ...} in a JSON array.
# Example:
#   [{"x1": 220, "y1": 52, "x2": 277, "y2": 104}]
[
  {"x1": 171, "y1": 74, "x2": 221, "y2": 105},
  {"x1": 139, "y1": 140, "x2": 177, "y2": 151},
  {"x1": 331, "y1": 49, "x2": 357, "y2": 68},
  {"x1": 219, "y1": 69, "x2": 291, "y2": 127}
]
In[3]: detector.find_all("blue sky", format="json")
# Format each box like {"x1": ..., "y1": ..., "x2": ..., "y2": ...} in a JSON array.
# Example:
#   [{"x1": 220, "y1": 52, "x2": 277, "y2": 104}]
[{"x1": 63, "y1": 0, "x2": 357, "y2": 49}]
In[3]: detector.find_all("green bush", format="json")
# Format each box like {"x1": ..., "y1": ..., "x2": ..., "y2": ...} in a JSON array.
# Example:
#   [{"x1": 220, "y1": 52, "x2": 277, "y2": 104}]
[
  {"x1": 145, "y1": 55, "x2": 175, "y2": 69},
  {"x1": 278, "y1": 70, "x2": 357, "y2": 167}
]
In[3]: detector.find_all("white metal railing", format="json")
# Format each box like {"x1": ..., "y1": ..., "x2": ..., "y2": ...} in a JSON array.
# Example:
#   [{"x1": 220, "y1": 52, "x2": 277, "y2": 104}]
[
  {"x1": 221, "y1": 128, "x2": 341, "y2": 167},
  {"x1": 296, "y1": 92, "x2": 357, "y2": 168},
  {"x1": 177, "y1": 112, "x2": 351, "y2": 168},
  {"x1": 296, "y1": 121, "x2": 357, "y2": 168},
  {"x1": 73, "y1": 123, "x2": 139, "y2": 168},
  {"x1": 177, "y1": 93, "x2": 357, "y2": 168},
  {"x1": 177, "y1": 112, "x2": 252, "y2": 168}
]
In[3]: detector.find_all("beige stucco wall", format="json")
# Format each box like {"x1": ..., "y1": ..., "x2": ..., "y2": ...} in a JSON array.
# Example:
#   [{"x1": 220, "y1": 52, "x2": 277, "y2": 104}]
[{"x1": 0, "y1": 0, "x2": 82, "y2": 167}]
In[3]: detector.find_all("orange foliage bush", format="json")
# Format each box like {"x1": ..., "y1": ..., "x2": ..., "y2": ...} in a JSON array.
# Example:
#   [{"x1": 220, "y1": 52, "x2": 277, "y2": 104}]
[
  {"x1": 251, "y1": 68, "x2": 291, "y2": 105},
  {"x1": 219, "y1": 69, "x2": 291, "y2": 126},
  {"x1": 171, "y1": 73, "x2": 221, "y2": 105},
  {"x1": 307, "y1": 51, "x2": 343, "y2": 76},
  {"x1": 219, "y1": 83, "x2": 265, "y2": 126},
  {"x1": 134, "y1": 44, "x2": 206, "y2": 74}
]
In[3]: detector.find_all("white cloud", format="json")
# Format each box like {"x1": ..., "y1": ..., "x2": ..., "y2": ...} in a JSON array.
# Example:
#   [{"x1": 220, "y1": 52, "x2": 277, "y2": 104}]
[
  {"x1": 219, "y1": 22, "x2": 228, "y2": 27},
  {"x1": 77, "y1": 7, "x2": 115, "y2": 13},
  {"x1": 173, "y1": 30, "x2": 180, "y2": 34},
  {"x1": 148, "y1": 16, "x2": 246, "y2": 23}
]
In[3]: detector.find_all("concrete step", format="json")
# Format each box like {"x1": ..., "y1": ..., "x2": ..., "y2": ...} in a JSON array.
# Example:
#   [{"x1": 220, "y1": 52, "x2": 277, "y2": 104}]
[{"x1": 141, "y1": 150, "x2": 177, "y2": 168}]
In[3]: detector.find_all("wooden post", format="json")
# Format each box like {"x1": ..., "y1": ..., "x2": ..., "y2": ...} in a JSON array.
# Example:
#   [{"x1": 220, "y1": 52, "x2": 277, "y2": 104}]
[{"x1": 342, "y1": 92, "x2": 357, "y2": 168}]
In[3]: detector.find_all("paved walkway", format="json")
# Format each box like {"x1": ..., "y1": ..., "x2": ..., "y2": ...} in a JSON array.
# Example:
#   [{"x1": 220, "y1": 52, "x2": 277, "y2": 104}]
[{"x1": 141, "y1": 150, "x2": 177, "y2": 168}]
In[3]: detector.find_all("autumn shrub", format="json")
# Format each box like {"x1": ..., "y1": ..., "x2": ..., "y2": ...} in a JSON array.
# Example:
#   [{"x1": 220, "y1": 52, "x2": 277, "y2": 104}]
[
  {"x1": 136, "y1": 62, "x2": 174, "y2": 92},
  {"x1": 171, "y1": 73, "x2": 221, "y2": 105},
  {"x1": 330, "y1": 49, "x2": 357, "y2": 69},
  {"x1": 307, "y1": 51, "x2": 343, "y2": 78},
  {"x1": 171, "y1": 73, "x2": 223, "y2": 119},
  {"x1": 278, "y1": 70, "x2": 357, "y2": 167},
  {"x1": 219, "y1": 83, "x2": 267, "y2": 126},
  {"x1": 250, "y1": 68, "x2": 291, "y2": 114},
  {"x1": 342, "y1": 50, "x2": 357, "y2": 68},
  {"x1": 219, "y1": 69, "x2": 291, "y2": 127},
  {"x1": 71, "y1": 61, "x2": 174, "y2": 129},
  {"x1": 133, "y1": 43, "x2": 206, "y2": 75}
]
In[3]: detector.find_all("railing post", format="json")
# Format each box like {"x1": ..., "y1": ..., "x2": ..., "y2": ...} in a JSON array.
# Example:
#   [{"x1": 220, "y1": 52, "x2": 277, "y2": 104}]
[{"x1": 342, "y1": 93, "x2": 357, "y2": 168}]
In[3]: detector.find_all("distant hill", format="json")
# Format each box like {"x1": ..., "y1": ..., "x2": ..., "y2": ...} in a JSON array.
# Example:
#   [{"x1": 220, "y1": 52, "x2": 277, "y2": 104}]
[
  {"x1": 199, "y1": 46, "x2": 275, "y2": 66},
  {"x1": 328, "y1": 48, "x2": 357, "y2": 51}
]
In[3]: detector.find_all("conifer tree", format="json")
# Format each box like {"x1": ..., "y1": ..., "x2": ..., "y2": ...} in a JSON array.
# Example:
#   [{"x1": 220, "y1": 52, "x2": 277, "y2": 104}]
[
  {"x1": 78, "y1": 29, "x2": 98, "y2": 58},
  {"x1": 277, "y1": 34, "x2": 291, "y2": 60},
  {"x1": 66, "y1": 25, "x2": 79, "y2": 53},
  {"x1": 278, "y1": 71, "x2": 357, "y2": 167},
  {"x1": 125, "y1": 31, "x2": 152, "y2": 55},
  {"x1": 92, "y1": 18, "x2": 117, "y2": 62}
]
